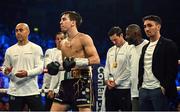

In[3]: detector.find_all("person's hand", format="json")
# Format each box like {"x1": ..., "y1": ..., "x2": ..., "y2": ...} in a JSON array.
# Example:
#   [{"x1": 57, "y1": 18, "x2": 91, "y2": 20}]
[
  {"x1": 160, "y1": 86, "x2": 166, "y2": 95},
  {"x1": 47, "y1": 90, "x2": 55, "y2": 99},
  {"x1": 4, "y1": 67, "x2": 13, "y2": 75},
  {"x1": 108, "y1": 80, "x2": 116, "y2": 89},
  {"x1": 105, "y1": 80, "x2": 116, "y2": 90},
  {"x1": 15, "y1": 70, "x2": 27, "y2": 78},
  {"x1": 43, "y1": 68, "x2": 48, "y2": 73}
]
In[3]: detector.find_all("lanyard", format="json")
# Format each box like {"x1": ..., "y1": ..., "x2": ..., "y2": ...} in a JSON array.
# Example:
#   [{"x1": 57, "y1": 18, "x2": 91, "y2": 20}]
[{"x1": 114, "y1": 46, "x2": 120, "y2": 62}]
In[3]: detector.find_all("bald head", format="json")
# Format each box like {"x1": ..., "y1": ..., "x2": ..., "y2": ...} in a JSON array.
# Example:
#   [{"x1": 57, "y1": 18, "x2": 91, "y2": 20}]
[
  {"x1": 126, "y1": 24, "x2": 141, "y2": 35},
  {"x1": 15, "y1": 23, "x2": 30, "y2": 45},
  {"x1": 125, "y1": 24, "x2": 142, "y2": 45},
  {"x1": 16, "y1": 23, "x2": 30, "y2": 31}
]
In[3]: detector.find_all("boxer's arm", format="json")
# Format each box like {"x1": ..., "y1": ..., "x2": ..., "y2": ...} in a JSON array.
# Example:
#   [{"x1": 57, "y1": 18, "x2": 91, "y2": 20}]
[{"x1": 81, "y1": 35, "x2": 100, "y2": 65}]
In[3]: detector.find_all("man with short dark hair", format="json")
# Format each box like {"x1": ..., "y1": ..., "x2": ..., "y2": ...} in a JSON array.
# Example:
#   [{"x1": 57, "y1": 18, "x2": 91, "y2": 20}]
[
  {"x1": 50, "y1": 11, "x2": 100, "y2": 112},
  {"x1": 138, "y1": 15, "x2": 179, "y2": 111},
  {"x1": 103, "y1": 26, "x2": 138, "y2": 111}
]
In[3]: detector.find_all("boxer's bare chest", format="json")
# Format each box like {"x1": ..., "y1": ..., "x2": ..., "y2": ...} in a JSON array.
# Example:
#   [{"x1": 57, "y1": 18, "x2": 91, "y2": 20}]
[{"x1": 61, "y1": 38, "x2": 85, "y2": 58}]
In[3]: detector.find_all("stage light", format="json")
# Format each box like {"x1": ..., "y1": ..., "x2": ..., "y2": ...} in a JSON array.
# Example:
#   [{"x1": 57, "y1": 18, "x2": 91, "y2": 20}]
[{"x1": 34, "y1": 27, "x2": 39, "y2": 32}]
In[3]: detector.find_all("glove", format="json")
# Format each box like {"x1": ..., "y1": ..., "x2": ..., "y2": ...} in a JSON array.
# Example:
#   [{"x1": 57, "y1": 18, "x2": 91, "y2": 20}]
[
  {"x1": 63, "y1": 57, "x2": 76, "y2": 72},
  {"x1": 47, "y1": 61, "x2": 60, "y2": 75}
]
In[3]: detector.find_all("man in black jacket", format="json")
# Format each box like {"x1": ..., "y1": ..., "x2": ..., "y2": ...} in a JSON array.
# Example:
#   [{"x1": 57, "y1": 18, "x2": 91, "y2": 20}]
[{"x1": 138, "y1": 15, "x2": 178, "y2": 111}]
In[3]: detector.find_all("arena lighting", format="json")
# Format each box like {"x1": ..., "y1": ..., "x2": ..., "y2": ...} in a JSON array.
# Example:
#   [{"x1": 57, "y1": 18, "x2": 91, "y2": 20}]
[{"x1": 33, "y1": 27, "x2": 39, "y2": 32}]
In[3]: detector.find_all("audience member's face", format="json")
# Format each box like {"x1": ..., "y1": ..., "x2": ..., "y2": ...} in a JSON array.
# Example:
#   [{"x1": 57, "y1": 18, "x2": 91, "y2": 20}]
[
  {"x1": 15, "y1": 23, "x2": 30, "y2": 42},
  {"x1": 55, "y1": 33, "x2": 64, "y2": 48}
]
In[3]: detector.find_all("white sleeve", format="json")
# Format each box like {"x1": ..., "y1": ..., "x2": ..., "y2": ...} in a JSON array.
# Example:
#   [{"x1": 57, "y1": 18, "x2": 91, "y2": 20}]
[
  {"x1": 2, "y1": 49, "x2": 12, "y2": 76},
  {"x1": 129, "y1": 46, "x2": 139, "y2": 96},
  {"x1": 27, "y1": 46, "x2": 44, "y2": 76},
  {"x1": 42, "y1": 73, "x2": 52, "y2": 89},
  {"x1": 49, "y1": 71, "x2": 65, "y2": 91},
  {"x1": 42, "y1": 49, "x2": 53, "y2": 89},
  {"x1": 55, "y1": 50, "x2": 63, "y2": 70},
  {"x1": 44, "y1": 49, "x2": 53, "y2": 67},
  {"x1": 104, "y1": 50, "x2": 110, "y2": 81},
  {"x1": 55, "y1": 71, "x2": 65, "y2": 93},
  {"x1": 49, "y1": 74, "x2": 60, "y2": 90}
]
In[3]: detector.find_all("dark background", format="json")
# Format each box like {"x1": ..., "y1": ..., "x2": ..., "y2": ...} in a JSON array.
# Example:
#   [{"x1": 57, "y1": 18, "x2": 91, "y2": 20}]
[{"x1": 0, "y1": 0, "x2": 180, "y2": 61}]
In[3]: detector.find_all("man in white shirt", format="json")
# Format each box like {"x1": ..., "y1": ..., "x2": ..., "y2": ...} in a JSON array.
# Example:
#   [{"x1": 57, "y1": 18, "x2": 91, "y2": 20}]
[
  {"x1": 125, "y1": 24, "x2": 149, "y2": 111},
  {"x1": 42, "y1": 32, "x2": 65, "y2": 110},
  {"x1": 2, "y1": 23, "x2": 44, "y2": 111},
  {"x1": 104, "y1": 26, "x2": 138, "y2": 111}
]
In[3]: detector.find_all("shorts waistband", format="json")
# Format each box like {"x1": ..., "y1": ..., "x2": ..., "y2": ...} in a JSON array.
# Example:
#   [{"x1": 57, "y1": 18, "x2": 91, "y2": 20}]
[{"x1": 71, "y1": 69, "x2": 90, "y2": 78}]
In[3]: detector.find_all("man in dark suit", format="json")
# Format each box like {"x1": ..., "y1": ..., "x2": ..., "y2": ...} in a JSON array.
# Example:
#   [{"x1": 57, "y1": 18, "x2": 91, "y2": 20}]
[{"x1": 138, "y1": 15, "x2": 179, "y2": 111}]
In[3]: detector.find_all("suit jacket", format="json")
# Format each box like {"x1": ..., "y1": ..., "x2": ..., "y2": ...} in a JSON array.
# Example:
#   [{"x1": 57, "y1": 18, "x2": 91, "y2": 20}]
[{"x1": 138, "y1": 36, "x2": 178, "y2": 98}]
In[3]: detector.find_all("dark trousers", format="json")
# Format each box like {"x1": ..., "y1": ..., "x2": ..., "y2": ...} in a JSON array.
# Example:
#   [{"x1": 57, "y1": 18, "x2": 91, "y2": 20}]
[
  {"x1": 139, "y1": 88, "x2": 169, "y2": 111},
  {"x1": 105, "y1": 87, "x2": 131, "y2": 111},
  {"x1": 9, "y1": 94, "x2": 43, "y2": 111},
  {"x1": 131, "y1": 97, "x2": 139, "y2": 111}
]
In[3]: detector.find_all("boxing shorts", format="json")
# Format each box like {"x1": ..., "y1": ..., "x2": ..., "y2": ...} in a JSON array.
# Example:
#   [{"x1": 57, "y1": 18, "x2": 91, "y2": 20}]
[{"x1": 54, "y1": 69, "x2": 94, "y2": 108}]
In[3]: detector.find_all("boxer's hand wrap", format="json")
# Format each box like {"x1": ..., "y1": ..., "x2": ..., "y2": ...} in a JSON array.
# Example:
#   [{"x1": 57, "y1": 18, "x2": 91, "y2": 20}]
[
  {"x1": 74, "y1": 58, "x2": 89, "y2": 67},
  {"x1": 63, "y1": 57, "x2": 89, "y2": 72}
]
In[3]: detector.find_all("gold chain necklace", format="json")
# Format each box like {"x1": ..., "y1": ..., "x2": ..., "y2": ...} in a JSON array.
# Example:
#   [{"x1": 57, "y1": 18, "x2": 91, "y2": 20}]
[
  {"x1": 113, "y1": 46, "x2": 120, "y2": 68},
  {"x1": 112, "y1": 41, "x2": 125, "y2": 68},
  {"x1": 66, "y1": 32, "x2": 79, "y2": 48}
]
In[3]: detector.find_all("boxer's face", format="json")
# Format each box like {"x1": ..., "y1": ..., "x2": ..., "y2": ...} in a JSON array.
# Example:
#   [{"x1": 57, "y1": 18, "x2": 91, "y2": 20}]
[{"x1": 60, "y1": 14, "x2": 74, "y2": 33}]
